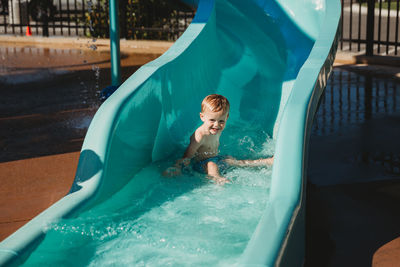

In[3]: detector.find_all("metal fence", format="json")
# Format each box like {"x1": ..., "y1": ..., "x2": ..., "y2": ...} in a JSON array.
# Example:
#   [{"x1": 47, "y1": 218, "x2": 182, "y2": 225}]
[
  {"x1": 341, "y1": 0, "x2": 400, "y2": 56},
  {"x1": 0, "y1": 0, "x2": 195, "y2": 40},
  {"x1": 1, "y1": 0, "x2": 400, "y2": 56}
]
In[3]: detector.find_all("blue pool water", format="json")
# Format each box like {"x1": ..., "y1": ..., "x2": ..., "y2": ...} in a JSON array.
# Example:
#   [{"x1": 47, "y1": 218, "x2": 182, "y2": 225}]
[{"x1": 22, "y1": 122, "x2": 274, "y2": 266}]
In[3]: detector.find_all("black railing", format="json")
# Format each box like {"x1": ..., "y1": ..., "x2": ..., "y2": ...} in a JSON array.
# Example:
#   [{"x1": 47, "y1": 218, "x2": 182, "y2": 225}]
[
  {"x1": 341, "y1": 0, "x2": 400, "y2": 56},
  {"x1": 0, "y1": 0, "x2": 194, "y2": 41},
  {"x1": 1, "y1": 0, "x2": 400, "y2": 56}
]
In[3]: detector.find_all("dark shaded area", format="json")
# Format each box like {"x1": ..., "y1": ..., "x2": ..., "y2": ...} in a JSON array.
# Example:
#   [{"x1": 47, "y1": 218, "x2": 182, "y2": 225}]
[
  {"x1": 305, "y1": 67, "x2": 400, "y2": 266},
  {"x1": 0, "y1": 63, "x2": 142, "y2": 163}
]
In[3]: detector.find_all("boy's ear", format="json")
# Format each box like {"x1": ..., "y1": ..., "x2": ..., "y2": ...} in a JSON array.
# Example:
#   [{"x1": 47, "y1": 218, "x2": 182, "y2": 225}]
[{"x1": 200, "y1": 112, "x2": 205, "y2": 122}]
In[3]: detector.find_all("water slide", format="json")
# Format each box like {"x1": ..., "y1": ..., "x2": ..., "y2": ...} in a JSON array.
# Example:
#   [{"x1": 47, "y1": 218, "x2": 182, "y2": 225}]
[{"x1": 0, "y1": 0, "x2": 340, "y2": 265}]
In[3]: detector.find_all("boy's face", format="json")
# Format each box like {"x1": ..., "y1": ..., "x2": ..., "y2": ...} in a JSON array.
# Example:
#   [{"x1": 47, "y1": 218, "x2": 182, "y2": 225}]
[{"x1": 200, "y1": 109, "x2": 229, "y2": 135}]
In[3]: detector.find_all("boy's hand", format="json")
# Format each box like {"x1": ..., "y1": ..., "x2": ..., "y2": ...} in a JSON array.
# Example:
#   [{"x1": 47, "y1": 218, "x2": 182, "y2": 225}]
[
  {"x1": 215, "y1": 177, "x2": 230, "y2": 185},
  {"x1": 162, "y1": 166, "x2": 182, "y2": 177},
  {"x1": 209, "y1": 176, "x2": 231, "y2": 185}
]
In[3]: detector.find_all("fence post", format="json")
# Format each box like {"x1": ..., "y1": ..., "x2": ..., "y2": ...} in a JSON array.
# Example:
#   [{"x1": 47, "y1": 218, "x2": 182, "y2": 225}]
[
  {"x1": 109, "y1": 0, "x2": 121, "y2": 87},
  {"x1": 366, "y1": 0, "x2": 375, "y2": 56}
]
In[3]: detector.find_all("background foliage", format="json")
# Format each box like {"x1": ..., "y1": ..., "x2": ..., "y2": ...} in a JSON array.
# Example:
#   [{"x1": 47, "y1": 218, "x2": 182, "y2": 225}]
[{"x1": 85, "y1": 0, "x2": 194, "y2": 40}]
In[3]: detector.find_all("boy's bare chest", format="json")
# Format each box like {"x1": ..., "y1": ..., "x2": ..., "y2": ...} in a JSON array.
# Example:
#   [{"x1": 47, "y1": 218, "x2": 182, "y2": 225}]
[{"x1": 199, "y1": 136, "x2": 219, "y2": 153}]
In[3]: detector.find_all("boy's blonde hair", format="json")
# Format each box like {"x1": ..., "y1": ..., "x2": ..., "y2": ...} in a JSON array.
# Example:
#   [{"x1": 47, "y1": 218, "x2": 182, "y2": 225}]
[{"x1": 201, "y1": 94, "x2": 230, "y2": 114}]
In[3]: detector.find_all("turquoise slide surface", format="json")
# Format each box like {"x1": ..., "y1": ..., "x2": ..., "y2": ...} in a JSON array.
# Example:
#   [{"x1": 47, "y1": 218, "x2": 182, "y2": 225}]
[{"x1": 0, "y1": 0, "x2": 340, "y2": 266}]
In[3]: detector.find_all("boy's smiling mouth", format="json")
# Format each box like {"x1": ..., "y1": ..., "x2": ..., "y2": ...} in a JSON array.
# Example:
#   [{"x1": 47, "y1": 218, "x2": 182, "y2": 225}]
[{"x1": 210, "y1": 128, "x2": 219, "y2": 134}]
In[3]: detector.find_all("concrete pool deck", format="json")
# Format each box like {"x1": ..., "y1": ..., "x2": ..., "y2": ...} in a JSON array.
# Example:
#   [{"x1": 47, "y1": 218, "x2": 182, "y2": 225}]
[{"x1": 0, "y1": 36, "x2": 399, "y2": 266}]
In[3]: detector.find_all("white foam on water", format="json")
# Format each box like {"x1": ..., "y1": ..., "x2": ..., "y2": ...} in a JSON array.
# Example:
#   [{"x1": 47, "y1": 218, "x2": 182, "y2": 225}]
[
  {"x1": 86, "y1": 165, "x2": 272, "y2": 266},
  {"x1": 24, "y1": 122, "x2": 274, "y2": 266}
]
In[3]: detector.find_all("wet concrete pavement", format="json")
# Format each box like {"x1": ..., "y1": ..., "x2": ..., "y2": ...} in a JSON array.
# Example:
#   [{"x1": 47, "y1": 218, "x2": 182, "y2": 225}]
[
  {"x1": 0, "y1": 37, "x2": 399, "y2": 266},
  {"x1": 0, "y1": 38, "x2": 168, "y2": 162}
]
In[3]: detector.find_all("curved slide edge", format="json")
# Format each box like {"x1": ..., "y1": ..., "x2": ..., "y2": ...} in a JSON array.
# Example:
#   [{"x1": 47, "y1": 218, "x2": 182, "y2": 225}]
[
  {"x1": 240, "y1": 0, "x2": 341, "y2": 266},
  {"x1": 0, "y1": 1, "x2": 215, "y2": 266}
]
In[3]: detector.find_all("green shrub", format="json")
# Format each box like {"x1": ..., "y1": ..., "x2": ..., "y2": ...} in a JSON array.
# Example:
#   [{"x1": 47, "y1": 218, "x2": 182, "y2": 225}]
[{"x1": 85, "y1": 0, "x2": 193, "y2": 40}]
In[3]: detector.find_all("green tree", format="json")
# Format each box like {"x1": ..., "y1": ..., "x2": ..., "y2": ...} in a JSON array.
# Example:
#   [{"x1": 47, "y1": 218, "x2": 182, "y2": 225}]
[{"x1": 86, "y1": 0, "x2": 193, "y2": 40}]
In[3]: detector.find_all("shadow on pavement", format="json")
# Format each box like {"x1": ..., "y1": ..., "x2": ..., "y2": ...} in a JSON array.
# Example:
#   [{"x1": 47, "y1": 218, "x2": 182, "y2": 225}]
[{"x1": 306, "y1": 67, "x2": 400, "y2": 267}]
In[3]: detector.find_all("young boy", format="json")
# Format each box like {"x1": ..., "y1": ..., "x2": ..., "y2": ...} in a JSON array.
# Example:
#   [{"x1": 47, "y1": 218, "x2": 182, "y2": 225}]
[{"x1": 163, "y1": 94, "x2": 273, "y2": 184}]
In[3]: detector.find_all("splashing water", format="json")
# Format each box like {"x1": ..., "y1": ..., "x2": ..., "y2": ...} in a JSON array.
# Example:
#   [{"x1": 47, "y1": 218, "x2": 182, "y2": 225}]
[
  {"x1": 91, "y1": 64, "x2": 100, "y2": 95},
  {"x1": 88, "y1": 44, "x2": 97, "y2": 51},
  {"x1": 22, "y1": 122, "x2": 274, "y2": 266}
]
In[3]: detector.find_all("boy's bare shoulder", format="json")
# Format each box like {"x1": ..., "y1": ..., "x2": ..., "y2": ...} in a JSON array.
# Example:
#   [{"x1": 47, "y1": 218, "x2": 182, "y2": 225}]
[{"x1": 191, "y1": 127, "x2": 205, "y2": 144}]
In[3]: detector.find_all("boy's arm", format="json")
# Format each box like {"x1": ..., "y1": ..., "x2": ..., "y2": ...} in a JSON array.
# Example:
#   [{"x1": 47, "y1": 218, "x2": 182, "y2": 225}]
[
  {"x1": 181, "y1": 132, "x2": 203, "y2": 164},
  {"x1": 224, "y1": 156, "x2": 274, "y2": 167},
  {"x1": 163, "y1": 131, "x2": 203, "y2": 176}
]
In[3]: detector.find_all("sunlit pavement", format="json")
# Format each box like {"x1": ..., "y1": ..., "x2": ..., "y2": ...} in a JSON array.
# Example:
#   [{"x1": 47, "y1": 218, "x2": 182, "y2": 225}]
[{"x1": 0, "y1": 37, "x2": 399, "y2": 266}]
